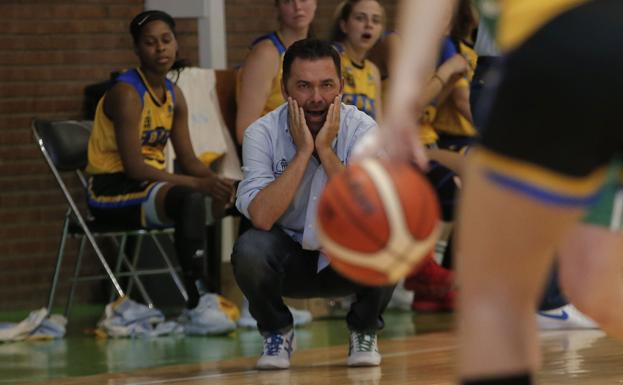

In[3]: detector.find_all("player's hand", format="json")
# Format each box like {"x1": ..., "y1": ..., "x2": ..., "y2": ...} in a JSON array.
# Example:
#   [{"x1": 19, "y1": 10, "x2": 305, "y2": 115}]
[
  {"x1": 196, "y1": 175, "x2": 235, "y2": 203},
  {"x1": 437, "y1": 54, "x2": 469, "y2": 86},
  {"x1": 288, "y1": 97, "x2": 314, "y2": 156},
  {"x1": 315, "y1": 95, "x2": 341, "y2": 152},
  {"x1": 353, "y1": 107, "x2": 428, "y2": 170}
]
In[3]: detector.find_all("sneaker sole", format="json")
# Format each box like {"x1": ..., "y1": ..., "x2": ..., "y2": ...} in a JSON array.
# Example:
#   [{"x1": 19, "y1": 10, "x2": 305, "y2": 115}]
[
  {"x1": 347, "y1": 358, "x2": 381, "y2": 367},
  {"x1": 256, "y1": 362, "x2": 291, "y2": 370}
]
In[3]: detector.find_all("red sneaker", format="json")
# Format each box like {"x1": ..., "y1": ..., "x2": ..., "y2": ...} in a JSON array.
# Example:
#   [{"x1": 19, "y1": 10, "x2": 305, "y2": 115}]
[{"x1": 405, "y1": 256, "x2": 456, "y2": 312}]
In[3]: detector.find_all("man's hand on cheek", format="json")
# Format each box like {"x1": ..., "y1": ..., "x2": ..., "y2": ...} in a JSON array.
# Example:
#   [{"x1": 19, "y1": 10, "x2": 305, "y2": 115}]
[{"x1": 315, "y1": 95, "x2": 341, "y2": 152}]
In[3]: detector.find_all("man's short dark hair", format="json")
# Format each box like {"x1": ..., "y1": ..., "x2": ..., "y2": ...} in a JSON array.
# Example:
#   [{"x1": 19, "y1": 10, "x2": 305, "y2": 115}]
[{"x1": 282, "y1": 38, "x2": 341, "y2": 85}]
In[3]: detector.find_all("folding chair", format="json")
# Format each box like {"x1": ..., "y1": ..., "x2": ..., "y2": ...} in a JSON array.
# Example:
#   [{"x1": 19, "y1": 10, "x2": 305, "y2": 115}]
[{"x1": 32, "y1": 118, "x2": 188, "y2": 317}]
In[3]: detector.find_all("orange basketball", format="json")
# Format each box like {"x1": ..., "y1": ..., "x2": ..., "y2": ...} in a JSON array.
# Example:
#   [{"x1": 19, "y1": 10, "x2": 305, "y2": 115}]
[{"x1": 316, "y1": 158, "x2": 441, "y2": 286}]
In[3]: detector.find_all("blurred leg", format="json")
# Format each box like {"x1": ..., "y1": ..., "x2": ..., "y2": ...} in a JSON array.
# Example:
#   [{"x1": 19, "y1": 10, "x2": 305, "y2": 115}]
[
  {"x1": 456, "y1": 160, "x2": 584, "y2": 379},
  {"x1": 558, "y1": 223, "x2": 623, "y2": 338}
]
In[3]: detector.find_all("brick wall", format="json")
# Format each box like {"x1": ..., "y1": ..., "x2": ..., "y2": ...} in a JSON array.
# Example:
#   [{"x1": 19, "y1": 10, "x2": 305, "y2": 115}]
[
  {"x1": 0, "y1": 0, "x2": 398, "y2": 312},
  {"x1": 0, "y1": 1, "x2": 198, "y2": 311},
  {"x1": 226, "y1": 0, "x2": 398, "y2": 67}
]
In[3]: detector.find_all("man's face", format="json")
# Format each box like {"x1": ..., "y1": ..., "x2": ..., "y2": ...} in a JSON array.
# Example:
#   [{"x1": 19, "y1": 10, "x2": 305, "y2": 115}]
[{"x1": 283, "y1": 57, "x2": 343, "y2": 135}]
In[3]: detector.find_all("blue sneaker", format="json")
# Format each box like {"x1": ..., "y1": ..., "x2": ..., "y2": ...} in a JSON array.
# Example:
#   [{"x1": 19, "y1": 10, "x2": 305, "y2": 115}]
[{"x1": 256, "y1": 329, "x2": 296, "y2": 370}]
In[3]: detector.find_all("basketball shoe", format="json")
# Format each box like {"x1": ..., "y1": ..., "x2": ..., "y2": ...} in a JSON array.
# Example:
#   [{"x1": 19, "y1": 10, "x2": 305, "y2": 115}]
[
  {"x1": 537, "y1": 304, "x2": 597, "y2": 330},
  {"x1": 347, "y1": 331, "x2": 381, "y2": 366},
  {"x1": 387, "y1": 279, "x2": 414, "y2": 311},
  {"x1": 405, "y1": 257, "x2": 456, "y2": 312},
  {"x1": 257, "y1": 329, "x2": 296, "y2": 370}
]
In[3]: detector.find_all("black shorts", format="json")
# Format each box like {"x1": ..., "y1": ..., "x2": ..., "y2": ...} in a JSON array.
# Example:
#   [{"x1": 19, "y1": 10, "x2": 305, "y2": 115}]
[
  {"x1": 87, "y1": 173, "x2": 163, "y2": 228},
  {"x1": 476, "y1": 0, "x2": 623, "y2": 206}
]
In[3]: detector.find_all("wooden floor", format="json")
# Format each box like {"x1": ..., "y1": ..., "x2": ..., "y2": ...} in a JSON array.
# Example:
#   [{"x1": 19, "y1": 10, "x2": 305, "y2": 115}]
[{"x1": 21, "y1": 329, "x2": 623, "y2": 385}]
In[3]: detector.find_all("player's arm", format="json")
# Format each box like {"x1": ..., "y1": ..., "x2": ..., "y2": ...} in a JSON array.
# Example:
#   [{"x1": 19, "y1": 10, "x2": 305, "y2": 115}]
[
  {"x1": 382, "y1": 0, "x2": 457, "y2": 166},
  {"x1": 106, "y1": 83, "x2": 190, "y2": 186},
  {"x1": 235, "y1": 41, "x2": 281, "y2": 144},
  {"x1": 450, "y1": 82, "x2": 473, "y2": 123},
  {"x1": 390, "y1": 0, "x2": 457, "y2": 107},
  {"x1": 106, "y1": 83, "x2": 232, "y2": 202},
  {"x1": 415, "y1": 54, "x2": 469, "y2": 114}
]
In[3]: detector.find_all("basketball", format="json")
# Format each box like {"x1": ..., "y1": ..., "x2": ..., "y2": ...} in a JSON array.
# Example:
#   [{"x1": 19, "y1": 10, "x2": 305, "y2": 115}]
[{"x1": 316, "y1": 158, "x2": 441, "y2": 286}]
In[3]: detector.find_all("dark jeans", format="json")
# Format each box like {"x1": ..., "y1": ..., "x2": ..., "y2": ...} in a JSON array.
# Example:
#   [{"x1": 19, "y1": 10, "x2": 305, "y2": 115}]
[{"x1": 231, "y1": 227, "x2": 395, "y2": 335}]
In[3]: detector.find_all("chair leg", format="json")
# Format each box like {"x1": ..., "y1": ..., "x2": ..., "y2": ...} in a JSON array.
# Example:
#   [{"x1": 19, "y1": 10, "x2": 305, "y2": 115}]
[
  {"x1": 108, "y1": 235, "x2": 129, "y2": 304},
  {"x1": 151, "y1": 234, "x2": 188, "y2": 302},
  {"x1": 65, "y1": 236, "x2": 87, "y2": 318},
  {"x1": 47, "y1": 213, "x2": 70, "y2": 314},
  {"x1": 125, "y1": 235, "x2": 143, "y2": 297},
  {"x1": 79, "y1": 223, "x2": 126, "y2": 299},
  {"x1": 111, "y1": 234, "x2": 155, "y2": 308}
]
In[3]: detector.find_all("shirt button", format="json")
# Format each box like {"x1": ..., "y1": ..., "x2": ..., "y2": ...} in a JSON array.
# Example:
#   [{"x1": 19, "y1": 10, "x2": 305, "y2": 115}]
[{"x1": 312, "y1": 196, "x2": 317, "y2": 201}]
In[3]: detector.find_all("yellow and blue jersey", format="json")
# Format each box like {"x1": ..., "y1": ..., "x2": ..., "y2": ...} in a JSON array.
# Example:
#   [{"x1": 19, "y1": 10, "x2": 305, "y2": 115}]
[
  {"x1": 333, "y1": 43, "x2": 379, "y2": 120},
  {"x1": 475, "y1": 0, "x2": 587, "y2": 52},
  {"x1": 87, "y1": 68, "x2": 176, "y2": 175},
  {"x1": 433, "y1": 38, "x2": 478, "y2": 138}
]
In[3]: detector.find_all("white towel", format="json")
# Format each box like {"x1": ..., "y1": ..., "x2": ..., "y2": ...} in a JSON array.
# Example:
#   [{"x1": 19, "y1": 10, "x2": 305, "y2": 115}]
[{"x1": 166, "y1": 67, "x2": 243, "y2": 181}]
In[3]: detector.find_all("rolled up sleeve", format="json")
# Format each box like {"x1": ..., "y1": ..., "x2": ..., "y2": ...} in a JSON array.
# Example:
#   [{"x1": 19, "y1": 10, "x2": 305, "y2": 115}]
[{"x1": 236, "y1": 124, "x2": 276, "y2": 219}]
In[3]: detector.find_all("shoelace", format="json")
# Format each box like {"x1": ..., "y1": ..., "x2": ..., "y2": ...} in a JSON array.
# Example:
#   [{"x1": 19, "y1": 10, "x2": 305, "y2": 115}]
[
  {"x1": 352, "y1": 332, "x2": 376, "y2": 352},
  {"x1": 265, "y1": 333, "x2": 285, "y2": 356}
]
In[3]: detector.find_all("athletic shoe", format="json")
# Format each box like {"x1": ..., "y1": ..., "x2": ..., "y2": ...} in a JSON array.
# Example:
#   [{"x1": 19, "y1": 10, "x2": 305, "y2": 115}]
[
  {"x1": 179, "y1": 293, "x2": 237, "y2": 335},
  {"x1": 28, "y1": 314, "x2": 67, "y2": 340},
  {"x1": 347, "y1": 331, "x2": 381, "y2": 367},
  {"x1": 537, "y1": 304, "x2": 598, "y2": 330},
  {"x1": 256, "y1": 329, "x2": 296, "y2": 370},
  {"x1": 238, "y1": 298, "x2": 312, "y2": 329},
  {"x1": 111, "y1": 297, "x2": 164, "y2": 325},
  {"x1": 290, "y1": 306, "x2": 312, "y2": 326},
  {"x1": 386, "y1": 279, "x2": 414, "y2": 311},
  {"x1": 0, "y1": 308, "x2": 48, "y2": 342},
  {"x1": 405, "y1": 257, "x2": 456, "y2": 312},
  {"x1": 237, "y1": 303, "x2": 258, "y2": 328}
]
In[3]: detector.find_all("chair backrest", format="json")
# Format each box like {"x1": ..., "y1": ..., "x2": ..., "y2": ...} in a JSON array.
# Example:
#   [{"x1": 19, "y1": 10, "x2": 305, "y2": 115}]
[{"x1": 32, "y1": 119, "x2": 92, "y2": 172}]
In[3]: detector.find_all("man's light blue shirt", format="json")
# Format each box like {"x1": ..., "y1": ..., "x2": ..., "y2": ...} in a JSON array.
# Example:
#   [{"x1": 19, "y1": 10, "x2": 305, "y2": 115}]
[{"x1": 236, "y1": 102, "x2": 376, "y2": 260}]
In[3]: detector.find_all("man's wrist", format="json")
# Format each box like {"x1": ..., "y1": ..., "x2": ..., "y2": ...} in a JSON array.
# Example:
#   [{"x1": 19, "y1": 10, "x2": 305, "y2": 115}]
[{"x1": 316, "y1": 145, "x2": 336, "y2": 161}]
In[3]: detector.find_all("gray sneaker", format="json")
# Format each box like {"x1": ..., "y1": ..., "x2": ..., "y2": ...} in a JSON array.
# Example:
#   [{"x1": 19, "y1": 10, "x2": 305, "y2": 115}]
[
  {"x1": 178, "y1": 294, "x2": 236, "y2": 335},
  {"x1": 347, "y1": 331, "x2": 381, "y2": 367},
  {"x1": 256, "y1": 329, "x2": 296, "y2": 370}
]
